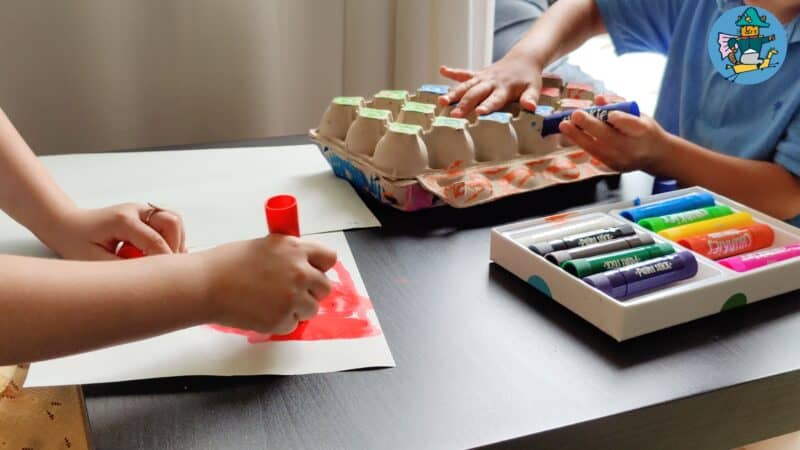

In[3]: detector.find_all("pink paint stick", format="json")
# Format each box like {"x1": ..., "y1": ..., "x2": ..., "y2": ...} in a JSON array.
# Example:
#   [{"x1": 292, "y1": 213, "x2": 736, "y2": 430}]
[{"x1": 718, "y1": 243, "x2": 800, "y2": 272}]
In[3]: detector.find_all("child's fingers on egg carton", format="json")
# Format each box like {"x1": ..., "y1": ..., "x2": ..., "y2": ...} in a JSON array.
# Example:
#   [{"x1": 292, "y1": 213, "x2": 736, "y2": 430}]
[
  {"x1": 475, "y1": 88, "x2": 513, "y2": 115},
  {"x1": 451, "y1": 82, "x2": 496, "y2": 118},
  {"x1": 438, "y1": 65, "x2": 475, "y2": 83}
]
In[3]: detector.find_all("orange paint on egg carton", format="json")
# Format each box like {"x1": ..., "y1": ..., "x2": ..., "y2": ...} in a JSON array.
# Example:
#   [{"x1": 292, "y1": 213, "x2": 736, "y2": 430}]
[{"x1": 309, "y1": 85, "x2": 619, "y2": 211}]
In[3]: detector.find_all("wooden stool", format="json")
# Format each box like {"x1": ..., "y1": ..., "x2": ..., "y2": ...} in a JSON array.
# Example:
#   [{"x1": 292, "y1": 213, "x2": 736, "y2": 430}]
[{"x1": 0, "y1": 365, "x2": 91, "y2": 449}]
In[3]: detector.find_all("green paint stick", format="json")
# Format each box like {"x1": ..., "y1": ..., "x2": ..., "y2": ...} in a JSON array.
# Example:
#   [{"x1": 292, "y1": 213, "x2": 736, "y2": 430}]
[
  {"x1": 637, "y1": 205, "x2": 734, "y2": 232},
  {"x1": 561, "y1": 243, "x2": 676, "y2": 277}
]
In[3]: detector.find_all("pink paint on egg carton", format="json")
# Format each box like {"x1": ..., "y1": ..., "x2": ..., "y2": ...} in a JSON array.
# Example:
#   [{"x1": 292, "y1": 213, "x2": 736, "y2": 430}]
[
  {"x1": 538, "y1": 87, "x2": 562, "y2": 107},
  {"x1": 559, "y1": 98, "x2": 595, "y2": 111},
  {"x1": 565, "y1": 82, "x2": 595, "y2": 100},
  {"x1": 309, "y1": 85, "x2": 621, "y2": 211}
]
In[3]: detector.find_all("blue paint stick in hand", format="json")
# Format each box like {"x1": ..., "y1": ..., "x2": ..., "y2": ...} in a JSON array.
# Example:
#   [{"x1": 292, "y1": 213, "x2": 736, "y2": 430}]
[{"x1": 541, "y1": 101, "x2": 640, "y2": 137}]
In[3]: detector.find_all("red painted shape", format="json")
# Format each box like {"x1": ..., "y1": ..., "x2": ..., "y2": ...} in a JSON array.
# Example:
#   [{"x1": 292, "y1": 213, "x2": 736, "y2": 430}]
[{"x1": 209, "y1": 261, "x2": 379, "y2": 343}]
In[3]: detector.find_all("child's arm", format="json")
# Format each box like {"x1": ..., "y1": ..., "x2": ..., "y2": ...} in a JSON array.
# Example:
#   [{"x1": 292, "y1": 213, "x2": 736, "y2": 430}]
[
  {"x1": 561, "y1": 109, "x2": 800, "y2": 220},
  {"x1": 0, "y1": 107, "x2": 184, "y2": 259},
  {"x1": 438, "y1": 0, "x2": 606, "y2": 117},
  {"x1": 0, "y1": 235, "x2": 337, "y2": 365}
]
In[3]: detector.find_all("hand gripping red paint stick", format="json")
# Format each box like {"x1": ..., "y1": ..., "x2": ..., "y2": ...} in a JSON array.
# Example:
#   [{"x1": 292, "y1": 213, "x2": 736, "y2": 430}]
[{"x1": 265, "y1": 194, "x2": 309, "y2": 336}]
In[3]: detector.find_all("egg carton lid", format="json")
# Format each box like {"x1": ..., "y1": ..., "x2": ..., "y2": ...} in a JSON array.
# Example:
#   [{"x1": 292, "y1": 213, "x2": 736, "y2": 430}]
[{"x1": 310, "y1": 128, "x2": 617, "y2": 208}]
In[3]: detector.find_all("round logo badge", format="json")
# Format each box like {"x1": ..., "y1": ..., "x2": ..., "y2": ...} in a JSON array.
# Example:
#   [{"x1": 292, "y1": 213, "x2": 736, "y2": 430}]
[{"x1": 707, "y1": 5, "x2": 787, "y2": 84}]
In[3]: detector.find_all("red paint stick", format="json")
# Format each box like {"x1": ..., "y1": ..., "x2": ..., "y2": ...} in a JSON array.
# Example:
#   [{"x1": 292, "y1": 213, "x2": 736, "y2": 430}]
[
  {"x1": 117, "y1": 242, "x2": 144, "y2": 259},
  {"x1": 265, "y1": 195, "x2": 300, "y2": 237},
  {"x1": 265, "y1": 194, "x2": 308, "y2": 336}
]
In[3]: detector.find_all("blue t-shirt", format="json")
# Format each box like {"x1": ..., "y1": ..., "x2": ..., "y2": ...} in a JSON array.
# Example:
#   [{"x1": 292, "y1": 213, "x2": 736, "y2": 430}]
[{"x1": 596, "y1": 0, "x2": 800, "y2": 224}]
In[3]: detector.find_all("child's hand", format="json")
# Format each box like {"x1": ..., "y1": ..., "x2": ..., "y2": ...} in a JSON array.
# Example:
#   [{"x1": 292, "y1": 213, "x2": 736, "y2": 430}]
[
  {"x1": 437, "y1": 55, "x2": 544, "y2": 118},
  {"x1": 51, "y1": 203, "x2": 185, "y2": 260},
  {"x1": 559, "y1": 109, "x2": 671, "y2": 173},
  {"x1": 200, "y1": 235, "x2": 338, "y2": 334}
]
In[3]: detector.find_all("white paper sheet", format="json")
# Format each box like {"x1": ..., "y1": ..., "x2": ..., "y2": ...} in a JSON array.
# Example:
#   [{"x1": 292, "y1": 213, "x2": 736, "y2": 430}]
[
  {"x1": 0, "y1": 145, "x2": 379, "y2": 251},
  {"x1": 25, "y1": 232, "x2": 395, "y2": 387}
]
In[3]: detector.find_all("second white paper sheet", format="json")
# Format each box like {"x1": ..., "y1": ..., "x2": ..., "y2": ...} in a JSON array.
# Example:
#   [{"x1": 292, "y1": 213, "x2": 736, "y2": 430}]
[{"x1": 0, "y1": 145, "x2": 379, "y2": 253}]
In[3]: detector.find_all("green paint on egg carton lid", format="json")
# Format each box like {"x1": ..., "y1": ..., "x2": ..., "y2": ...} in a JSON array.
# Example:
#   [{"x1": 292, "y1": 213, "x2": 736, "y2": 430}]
[
  {"x1": 375, "y1": 90, "x2": 409, "y2": 100},
  {"x1": 433, "y1": 116, "x2": 468, "y2": 129},
  {"x1": 333, "y1": 96, "x2": 364, "y2": 106},
  {"x1": 402, "y1": 101, "x2": 436, "y2": 114},
  {"x1": 359, "y1": 107, "x2": 393, "y2": 120},
  {"x1": 389, "y1": 122, "x2": 423, "y2": 135}
]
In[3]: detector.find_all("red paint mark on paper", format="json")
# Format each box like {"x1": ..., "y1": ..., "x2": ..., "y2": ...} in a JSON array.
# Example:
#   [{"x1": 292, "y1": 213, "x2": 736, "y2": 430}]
[{"x1": 209, "y1": 261, "x2": 379, "y2": 343}]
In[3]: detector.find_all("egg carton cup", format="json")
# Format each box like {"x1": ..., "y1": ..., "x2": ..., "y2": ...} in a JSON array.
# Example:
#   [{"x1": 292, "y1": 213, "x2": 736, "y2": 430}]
[
  {"x1": 490, "y1": 186, "x2": 800, "y2": 341},
  {"x1": 311, "y1": 85, "x2": 618, "y2": 211}
]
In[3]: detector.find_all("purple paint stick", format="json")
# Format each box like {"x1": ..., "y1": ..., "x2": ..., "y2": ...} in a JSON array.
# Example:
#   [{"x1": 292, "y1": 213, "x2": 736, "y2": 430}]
[{"x1": 583, "y1": 251, "x2": 698, "y2": 299}]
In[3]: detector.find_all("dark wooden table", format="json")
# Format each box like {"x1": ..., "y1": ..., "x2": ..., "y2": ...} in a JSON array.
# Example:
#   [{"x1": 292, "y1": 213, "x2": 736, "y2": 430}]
[{"x1": 84, "y1": 136, "x2": 800, "y2": 449}]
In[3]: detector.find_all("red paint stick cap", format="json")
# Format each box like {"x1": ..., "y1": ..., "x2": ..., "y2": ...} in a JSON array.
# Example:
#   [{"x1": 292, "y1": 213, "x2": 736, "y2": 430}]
[{"x1": 265, "y1": 195, "x2": 300, "y2": 237}]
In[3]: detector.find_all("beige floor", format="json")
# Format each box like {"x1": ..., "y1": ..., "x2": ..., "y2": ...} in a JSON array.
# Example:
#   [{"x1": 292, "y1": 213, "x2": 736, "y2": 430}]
[{"x1": 737, "y1": 431, "x2": 800, "y2": 450}]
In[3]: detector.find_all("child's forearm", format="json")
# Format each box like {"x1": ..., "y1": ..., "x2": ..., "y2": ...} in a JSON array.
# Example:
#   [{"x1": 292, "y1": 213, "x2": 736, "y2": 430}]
[
  {"x1": 0, "y1": 108, "x2": 76, "y2": 245},
  {"x1": 505, "y1": 0, "x2": 606, "y2": 67},
  {"x1": 0, "y1": 253, "x2": 212, "y2": 365},
  {"x1": 656, "y1": 134, "x2": 800, "y2": 220}
]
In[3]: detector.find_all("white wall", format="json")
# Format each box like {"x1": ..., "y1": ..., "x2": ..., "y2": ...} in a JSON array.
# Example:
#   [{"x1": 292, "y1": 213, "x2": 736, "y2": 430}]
[
  {"x1": 0, "y1": 1, "x2": 345, "y2": 154},
  {"x1": 0, "y1": 0, "x2": 492, "y2": 155}
]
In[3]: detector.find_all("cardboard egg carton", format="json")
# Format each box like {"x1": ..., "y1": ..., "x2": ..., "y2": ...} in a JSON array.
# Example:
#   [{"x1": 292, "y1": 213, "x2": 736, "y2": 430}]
[{"x1": 310, "y1": 79, "x2": 619, "y2": 211}]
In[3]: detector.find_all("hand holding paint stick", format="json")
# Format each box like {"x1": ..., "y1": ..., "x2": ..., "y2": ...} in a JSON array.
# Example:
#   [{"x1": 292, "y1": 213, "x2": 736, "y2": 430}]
[
  {"x1": 541, "y1": 101, "x2": 640, "y2": 137},
  {"x1": 264, "y1": 194, "x2": 320, "y2": 337}
]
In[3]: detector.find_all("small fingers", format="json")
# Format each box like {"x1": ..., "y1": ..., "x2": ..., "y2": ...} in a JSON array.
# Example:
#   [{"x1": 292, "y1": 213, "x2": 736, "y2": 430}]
[
  {"x1": 296, "y1": 293, "x2": 321, "y2": 322},
  {"x1": 124, "y1": 220, "x2": 173, "y2": 255},
  {"x1": 439, "y1": 65, "x2": 475, "y2": 82},
  {"x1": 271, "y1": 317, "x2": 300, "y2": 335},
  {"x1": 475, "y1": 88, "x2": 511, "y2": 115},
  {"x1": 559, "y1": 121, "x2": 611, "y2": 159},
  {"x1": 570, "y1": 110, "x2": 618, "y2": 142},
  {"x1": 439, "y1": 77, "x2": 479, "y2": 106},
  {"x1": 145, "y1": 210, "x2": 185, "y2": 253},
  {"x1": 304, "y1": 242, "x2": 338, "y2": 272},
  {"x1": 451, "y1": 82, "x2": 494, "y2": 118},
  {"x1": 606, "y1": 111, "x2": 648, "y2": 137},
  {"x1": 520, "y1": 85, "x2": 540, "y2": 112},
  {"x1": 306, "y1": 270, "x2": 332, "y2": 301}
]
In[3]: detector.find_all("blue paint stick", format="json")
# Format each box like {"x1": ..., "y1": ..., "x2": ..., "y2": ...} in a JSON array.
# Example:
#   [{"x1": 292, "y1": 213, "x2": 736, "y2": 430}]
[
  {"x1": 652, "y1": 177, "x2": 678, "y2": 194},
  {"x1": 541, "y1": 101, "x2": 640, "y2": 137},
  {"x1": 620, "y1": 192, "x2": 716, "y2": 223}
]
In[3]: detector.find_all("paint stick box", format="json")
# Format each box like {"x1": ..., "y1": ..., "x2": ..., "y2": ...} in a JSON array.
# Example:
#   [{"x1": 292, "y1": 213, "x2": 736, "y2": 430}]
[
  {"x1": 310, "y1": 82, "x2": 622, "y2": 211},
  {"x1": 490, "y1": 187, "x2": 800, "y2": 341}
]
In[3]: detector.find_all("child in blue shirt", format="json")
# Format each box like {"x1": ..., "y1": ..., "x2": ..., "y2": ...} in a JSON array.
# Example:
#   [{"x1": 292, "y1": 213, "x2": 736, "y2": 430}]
[{"x1": 439, "y1": 0, "x2": 800, "y2": 224}]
